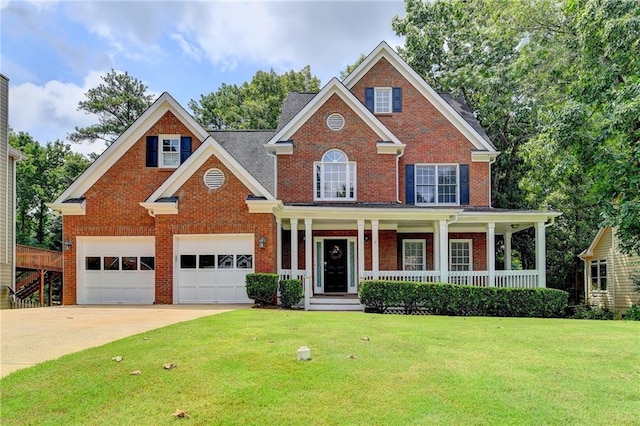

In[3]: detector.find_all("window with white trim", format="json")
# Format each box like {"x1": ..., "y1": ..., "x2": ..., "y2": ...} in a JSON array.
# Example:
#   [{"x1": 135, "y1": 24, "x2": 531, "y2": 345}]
[
  {"x1": 450, "y1": 240, "x2": 472, "y2": 271},
  {"x1": 590, "y1": 259, "x2": 607, "y2": 291},
  {"x1": 416, "y1": 164, "x2": 459, "y2": 205},
  {"x1": 403, "y1": 239, "x2": 426, "y2": 271},
  {"x1": 314, "y1": 149, "x2": 356, "y2": 200},
  {"x1": 160, "y1": 134, "x2": 180, "y2": 168},
  {"x1": 374, "y1": 87, "x2": 392, "y2": 113}
]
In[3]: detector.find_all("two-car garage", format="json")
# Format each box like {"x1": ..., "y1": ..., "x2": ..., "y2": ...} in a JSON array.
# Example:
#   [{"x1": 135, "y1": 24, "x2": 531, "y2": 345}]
[{"x1": 76, "y1": 235, "x2": 254, "y2": 304}]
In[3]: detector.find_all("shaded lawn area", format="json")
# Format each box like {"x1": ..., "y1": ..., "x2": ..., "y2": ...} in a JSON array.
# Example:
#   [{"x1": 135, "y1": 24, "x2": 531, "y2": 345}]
[{"x1": 1, "y1": 310, "x2": 639, "y2": 425}]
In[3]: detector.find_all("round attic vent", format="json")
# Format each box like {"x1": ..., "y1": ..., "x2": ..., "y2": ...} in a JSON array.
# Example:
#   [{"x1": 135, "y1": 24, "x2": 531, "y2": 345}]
[
  {"x1": 326, "y1": 113, "x2": 345, "y2": 131},
  {"x1": 203, "y1": 168, "x2": 225, "y2": 190}
]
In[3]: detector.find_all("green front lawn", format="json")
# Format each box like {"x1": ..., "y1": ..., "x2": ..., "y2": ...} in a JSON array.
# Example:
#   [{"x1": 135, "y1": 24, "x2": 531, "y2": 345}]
[{"x1": 1, "y1": 310, "x2": 639, "y2": 425}]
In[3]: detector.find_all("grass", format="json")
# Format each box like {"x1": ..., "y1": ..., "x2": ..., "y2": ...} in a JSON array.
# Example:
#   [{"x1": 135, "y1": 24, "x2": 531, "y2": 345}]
[{"x1": 1, "y1": 310, "x2": 639, "y2": 425}]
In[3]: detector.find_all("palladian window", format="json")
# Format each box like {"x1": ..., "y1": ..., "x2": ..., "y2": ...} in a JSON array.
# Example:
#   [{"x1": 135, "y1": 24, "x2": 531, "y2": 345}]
[{"x1": 314, "y1": 149, "x2": 356, "y2": 200}]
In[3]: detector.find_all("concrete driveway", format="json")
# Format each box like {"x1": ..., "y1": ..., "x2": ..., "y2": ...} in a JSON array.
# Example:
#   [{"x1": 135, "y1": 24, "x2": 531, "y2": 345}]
[{"x1": 0, "y1": 304, "x2": 247, "y2": 378}]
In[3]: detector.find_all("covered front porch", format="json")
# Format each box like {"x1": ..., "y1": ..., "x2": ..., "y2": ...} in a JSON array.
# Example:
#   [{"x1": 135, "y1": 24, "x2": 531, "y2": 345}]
[{"x1": 275, "y1": 206, "x2": 560, "y2": 310}]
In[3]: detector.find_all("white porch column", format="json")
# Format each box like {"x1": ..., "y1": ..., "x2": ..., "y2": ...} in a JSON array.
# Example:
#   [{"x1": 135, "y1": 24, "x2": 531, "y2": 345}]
[
  {"x1": 290, "y1": 218, "x2": 298, "y2": 278},
  {"x1": 372, "y1": 219, "x2": 379, "y2": 279},
  {"x1": 357, "y1": 219, "x2": 365, "y2": 280},
  {"x1": 487, "y1": 222, "x2": 496, "y2": 287},
  {"x1": 433, "y1": 221, "x2": 440, "y2": 271},
  {"x1": 505, "y1": 230, "x2": 512, "y2": 270},
  {"x1": 304, "y1": 219, "x2": 313, "y2": 302},
  {"x1": 276, "y1": 218, "x2": 282, "y2": 274},
  {"x1": 535, "y1": 221, "x2": 546, "y2": 288},
  {"x1": 438, "y1": 220, "x2": 449, "y2": 283}
]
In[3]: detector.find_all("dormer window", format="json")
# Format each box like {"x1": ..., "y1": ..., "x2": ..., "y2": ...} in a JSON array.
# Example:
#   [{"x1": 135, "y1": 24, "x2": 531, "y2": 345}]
[
  {"x1": 365, "y1": 87, "x2": 402, "y2": 114},
  {"x1": 314, "y1": 149, "x2": 356, "y2": 201},
  {"x1": 145, "y1": 135, "x2": 192, "y2": 168},
  {"x1": 160, "y1": 135, "x2": 180, "y2": 168}
]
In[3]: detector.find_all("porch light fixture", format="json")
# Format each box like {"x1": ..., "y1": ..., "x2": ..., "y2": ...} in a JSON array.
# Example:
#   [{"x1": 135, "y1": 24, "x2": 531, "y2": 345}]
[
  {"x1": 510, "y1": 224, "x2": 520, "y2": 230},
  {"x1": 364, "y1": 235, "x2": 370, "y2": 243},
  {"x1": 64, "y1": 239, "x2": 73, "y2": 251},
  {"x1": 258, "y1": 236, "x2": 266, "y2": 249}
]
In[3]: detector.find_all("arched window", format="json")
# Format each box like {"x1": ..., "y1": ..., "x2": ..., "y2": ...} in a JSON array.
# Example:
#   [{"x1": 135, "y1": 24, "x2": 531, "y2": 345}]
[{"x1": 314, "y1": 149, "x2": 356, "y2": 200}]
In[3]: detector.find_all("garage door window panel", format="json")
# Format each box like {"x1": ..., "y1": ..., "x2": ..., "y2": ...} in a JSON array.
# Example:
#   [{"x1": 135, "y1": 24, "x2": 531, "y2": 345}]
[
  {"x1": 104, "y1": 256, "x2": 120, "y2": 271},
  {"x1": 237, "y1": 255, "x2": 253, "y2": 269},
  {"x1": 199, "y1": 254, "x2": 216, "y2": 269},
  {"x1": 86, "y1": 257, "x2": 101, "y2": 270},
  {"x1": 140, "y1": 257, "x2": 155, "y2": 270},
  {"x1": 218, "y1": 255, "x2": 234, "y2": 269},
  {"x1": 180, "y1": 255, "x2": 197, "y2": 269},
  {"x1": 122, "y1": 256, "x2": 138, "y2": 271}
]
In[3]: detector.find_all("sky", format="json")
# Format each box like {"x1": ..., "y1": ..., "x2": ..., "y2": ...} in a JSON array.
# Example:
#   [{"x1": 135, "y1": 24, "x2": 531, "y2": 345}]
[{"x1": 1, "y1": 0, "x2": 406, "y2": 156}]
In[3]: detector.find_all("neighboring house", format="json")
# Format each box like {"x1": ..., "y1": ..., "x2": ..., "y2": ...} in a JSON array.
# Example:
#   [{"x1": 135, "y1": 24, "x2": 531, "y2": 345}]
[
  {"x1": 1, "y1": 74, "x2": 23, "y2": 295},
  {"x1": 48, "y1": 42, "x2": 560, "y2": 309},
  {"x1": 579, "y1": 227, "x2": 640, "y2": 314}
]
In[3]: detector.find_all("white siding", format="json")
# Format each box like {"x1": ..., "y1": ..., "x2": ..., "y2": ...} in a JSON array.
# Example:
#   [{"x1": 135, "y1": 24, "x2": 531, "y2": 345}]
[{"x1": 0, "y1": 74, "x2": 11, "y2": 287}]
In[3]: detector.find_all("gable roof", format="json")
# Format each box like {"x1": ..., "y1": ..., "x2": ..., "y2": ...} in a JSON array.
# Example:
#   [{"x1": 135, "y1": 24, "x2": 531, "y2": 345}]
[
  {"x1": 50, "y1": 92, "x2": 210, "y2": 207},
  {"x1": 141, "y1": 135, "x2": 275, "y2": 214},
  {"x1": 277, "y1": 92, "x2": 316, "y2": 131},
  {"x1": 579, "y1": 227, "x2": 611, "y2": 259},
  {"x1": 266, "y1": 77, "x2": 403, "y2": 150},
  {"x1": 342, "y1": 41, "x2": 498, "y2": 154}
]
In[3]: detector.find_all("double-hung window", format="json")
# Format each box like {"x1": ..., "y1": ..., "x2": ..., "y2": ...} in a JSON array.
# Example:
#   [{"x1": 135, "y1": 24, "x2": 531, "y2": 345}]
[
  {"x1": 590, "y1": 259, "x2": 607, "y2": 291},
  {"x1": 450, "y1": 240, "x2": 472, "y2": 271},
  {"x1": 403, "y1": 240, "x2": 426, "y2": 271},
  {"x1": 415, "y1": 164, "x2": 459, "y2": 205},
  {"x1": 160, "y1": 135, "x2": 180, "y2": 168},
  {"x1": 374, "y1": 87, "x2": 392, "y2": 114},
  {"x1": 314, "y1": 149, "x2": 356, "y2": 200}
]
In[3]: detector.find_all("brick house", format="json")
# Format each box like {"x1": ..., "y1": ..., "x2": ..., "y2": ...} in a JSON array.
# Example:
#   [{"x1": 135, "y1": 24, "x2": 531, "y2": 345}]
[{"x1": 49, "y1": 42, "x2": 559, "y2": 309}]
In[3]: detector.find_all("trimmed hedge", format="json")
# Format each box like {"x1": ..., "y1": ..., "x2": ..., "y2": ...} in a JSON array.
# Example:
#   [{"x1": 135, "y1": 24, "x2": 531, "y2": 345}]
[
  {"x1": 279, "y1": 279, "x2": 303, "y2": 309},
  {"x1": 359, "y1": 280, "x2": 568, "y2": 318},
  {"x1": 245, "y1": 273, "x2": 279, "y2": 305}
]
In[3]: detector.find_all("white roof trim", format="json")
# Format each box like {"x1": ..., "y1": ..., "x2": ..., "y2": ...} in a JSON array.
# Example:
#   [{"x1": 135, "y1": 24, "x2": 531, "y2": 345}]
[
  {"x1": 343, "y1": 41, "x2": 497, "y2": 153},
  {"x1": 579, "y1": 227, "x2": 609, "y2": 260},
  {"x1": 52, "y1": 92, "x2": 209, "y2": 204},
  {"x1": 266, "y1": 77, "x2": 402, "y2": 148},
  {"x1": 139, "y1": 201, "x2": 178, "y2": 216},
  {"x1": 143, "y1": 136, "x2": 275, "y2": 204},
  {"x1": 8, "y1": 145, "x2": 24, "y2": 160},
  {"x1": 46, "y1": 200, "x2": 86, "y2": 216}
]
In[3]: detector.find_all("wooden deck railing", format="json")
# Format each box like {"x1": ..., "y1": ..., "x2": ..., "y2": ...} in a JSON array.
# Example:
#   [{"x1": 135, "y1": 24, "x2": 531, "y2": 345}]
[{"x1": 15, "y1": 245, "x2": 63, "y2": 272}]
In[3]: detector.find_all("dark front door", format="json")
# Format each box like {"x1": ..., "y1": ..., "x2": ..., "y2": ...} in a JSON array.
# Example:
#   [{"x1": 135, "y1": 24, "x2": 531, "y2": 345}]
[{"x1": 324, "y1": 239, "x2": 348, "y2": 293}]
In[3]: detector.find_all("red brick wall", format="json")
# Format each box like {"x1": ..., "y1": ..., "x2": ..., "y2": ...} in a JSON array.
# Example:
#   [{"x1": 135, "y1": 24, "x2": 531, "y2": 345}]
[
  {"x1": 62, "y1": 112, "x2": 275, "y2": 305},
  {"x1": 350, "y1": 58, "x2": 491, "y2": 206},
  {"x1": 449, "y1": 233, "x2": 488, "y2": 271},
  {"x1": 277, "y1": 94, "x2": 397, "y2": 203}
]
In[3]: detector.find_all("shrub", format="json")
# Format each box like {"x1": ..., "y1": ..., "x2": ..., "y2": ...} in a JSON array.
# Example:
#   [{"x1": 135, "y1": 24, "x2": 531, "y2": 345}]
[
  {"x1": 572, "y1": 305, "x2": 615, "y2": 320},
  {"x1": 359, "y1": 280, "x2": 568, "y2": 318},
  {"x1": 279, "y1": 279, "x2": 303, "y2": 309},
  {"x1": 622, "y1": 305, "x2": 640, "y2": 321},
  {"x1": 245, "y1": 273, "x2": 279, "y2": 305}
]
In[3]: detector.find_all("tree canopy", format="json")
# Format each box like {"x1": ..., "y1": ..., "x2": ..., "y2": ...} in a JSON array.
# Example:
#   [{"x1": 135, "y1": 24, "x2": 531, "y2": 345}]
[
  {"x1": 69, "y1": 70, "x2": 154, "y2": 146},
  {"x1": 189, "y1": 66, "x2": 321, "y2": 130},
  {"x1": 393, "y1": 0, "x2": 640, "y2": 297},
  {"x1": 10, "y1": 131, "x2": 90, "y2": 250}
]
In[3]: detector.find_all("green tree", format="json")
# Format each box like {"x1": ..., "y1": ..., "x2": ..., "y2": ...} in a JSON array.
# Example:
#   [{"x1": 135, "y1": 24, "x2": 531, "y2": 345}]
[
  {"x1": 69, "y1": 70, "x2": 154, "y2": 146},
  {"x1": 189, "y1": 66, "x2": 321, "y2": 130},
  {"x1": 10, "y1": 131, "x2": 91, "y2": 250},
  {"x1": 340, "y1": 53, "x2": 366, "y2": 80}
]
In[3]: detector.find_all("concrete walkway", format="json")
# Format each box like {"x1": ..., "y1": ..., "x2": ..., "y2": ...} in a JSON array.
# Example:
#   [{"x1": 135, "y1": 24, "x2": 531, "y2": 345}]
[{"x1": 0, "y1": 304, "x2": 247, "y2": 378}]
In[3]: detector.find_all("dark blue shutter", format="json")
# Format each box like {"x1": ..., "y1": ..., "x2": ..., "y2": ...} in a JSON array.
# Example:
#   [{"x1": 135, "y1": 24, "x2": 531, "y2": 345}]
[
  {"x1": 365, "y1": 87, "x2": 374, "y2": 112},
  {"x1": 180, "y1": 136, "x2": 192, "y2": 164},
  {"x1": 405, "y1": 164, "x2": 415, "y2": 205},
  {"x1": 392, "y1": 87, "x2": 402, "y2": 112},
  {"x1": 460, "y1": 164, "x2": 469, "y2": 205},
  {"x1": 146, "y1": 136, "x2": 158, "y2": 167}
]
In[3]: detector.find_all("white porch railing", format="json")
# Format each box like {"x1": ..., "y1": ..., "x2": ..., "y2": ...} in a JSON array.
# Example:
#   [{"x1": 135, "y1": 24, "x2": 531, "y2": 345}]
[
  {"x1": 361, "y1": 270, "x2": 541, "y2": 288},
  {"x1": 495, "y1": 270, "x2": 538, "y2": 288},
  {"x1": 278, "y1": 270, "x2": 307, "y2": 281},
  {"x1": 361, "y1": 270, "x2": 440, "y2": 283}
]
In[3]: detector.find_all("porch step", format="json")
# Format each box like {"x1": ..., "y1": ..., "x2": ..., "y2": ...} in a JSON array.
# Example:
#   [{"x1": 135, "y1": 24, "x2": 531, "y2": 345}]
[{"x1": 308, "y1": 296, "x2": 364, "y2": 311}]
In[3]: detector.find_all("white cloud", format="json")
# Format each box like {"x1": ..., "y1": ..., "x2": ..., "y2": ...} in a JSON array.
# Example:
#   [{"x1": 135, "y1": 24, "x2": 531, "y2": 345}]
[
  {"x1": 170, "y1": 33, "x2": 202, "y2": 62},
  {"x1": 8, "y1": 71, "x2": 108, "y2": 157}
]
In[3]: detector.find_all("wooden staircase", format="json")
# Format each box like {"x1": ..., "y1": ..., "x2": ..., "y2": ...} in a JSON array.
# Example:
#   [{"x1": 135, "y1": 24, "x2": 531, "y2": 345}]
[{"x1": 13, "y1": 245, "x2": 63, "y2": 306}]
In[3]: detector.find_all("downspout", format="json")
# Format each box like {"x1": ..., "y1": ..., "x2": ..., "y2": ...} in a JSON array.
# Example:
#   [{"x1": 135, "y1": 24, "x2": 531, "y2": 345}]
[
  {"x1": 489, "y1": 157, "x2": 496, "y2": 208},
  {"x1": 395, "y1": 147, "x2": 404, "y2": 203},
  {"x1": 611, "y1": 230, "x2": 616, "y2": 313}
]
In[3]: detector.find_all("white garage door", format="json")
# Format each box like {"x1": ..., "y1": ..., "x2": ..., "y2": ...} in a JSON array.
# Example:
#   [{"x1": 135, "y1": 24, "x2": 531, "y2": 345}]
[
  {"x1": 78, "y1": 237, "x2": 155, "y2": 304},
  {"x1": 175, "y1": 234, "x2": 254, "y2": 303}
]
